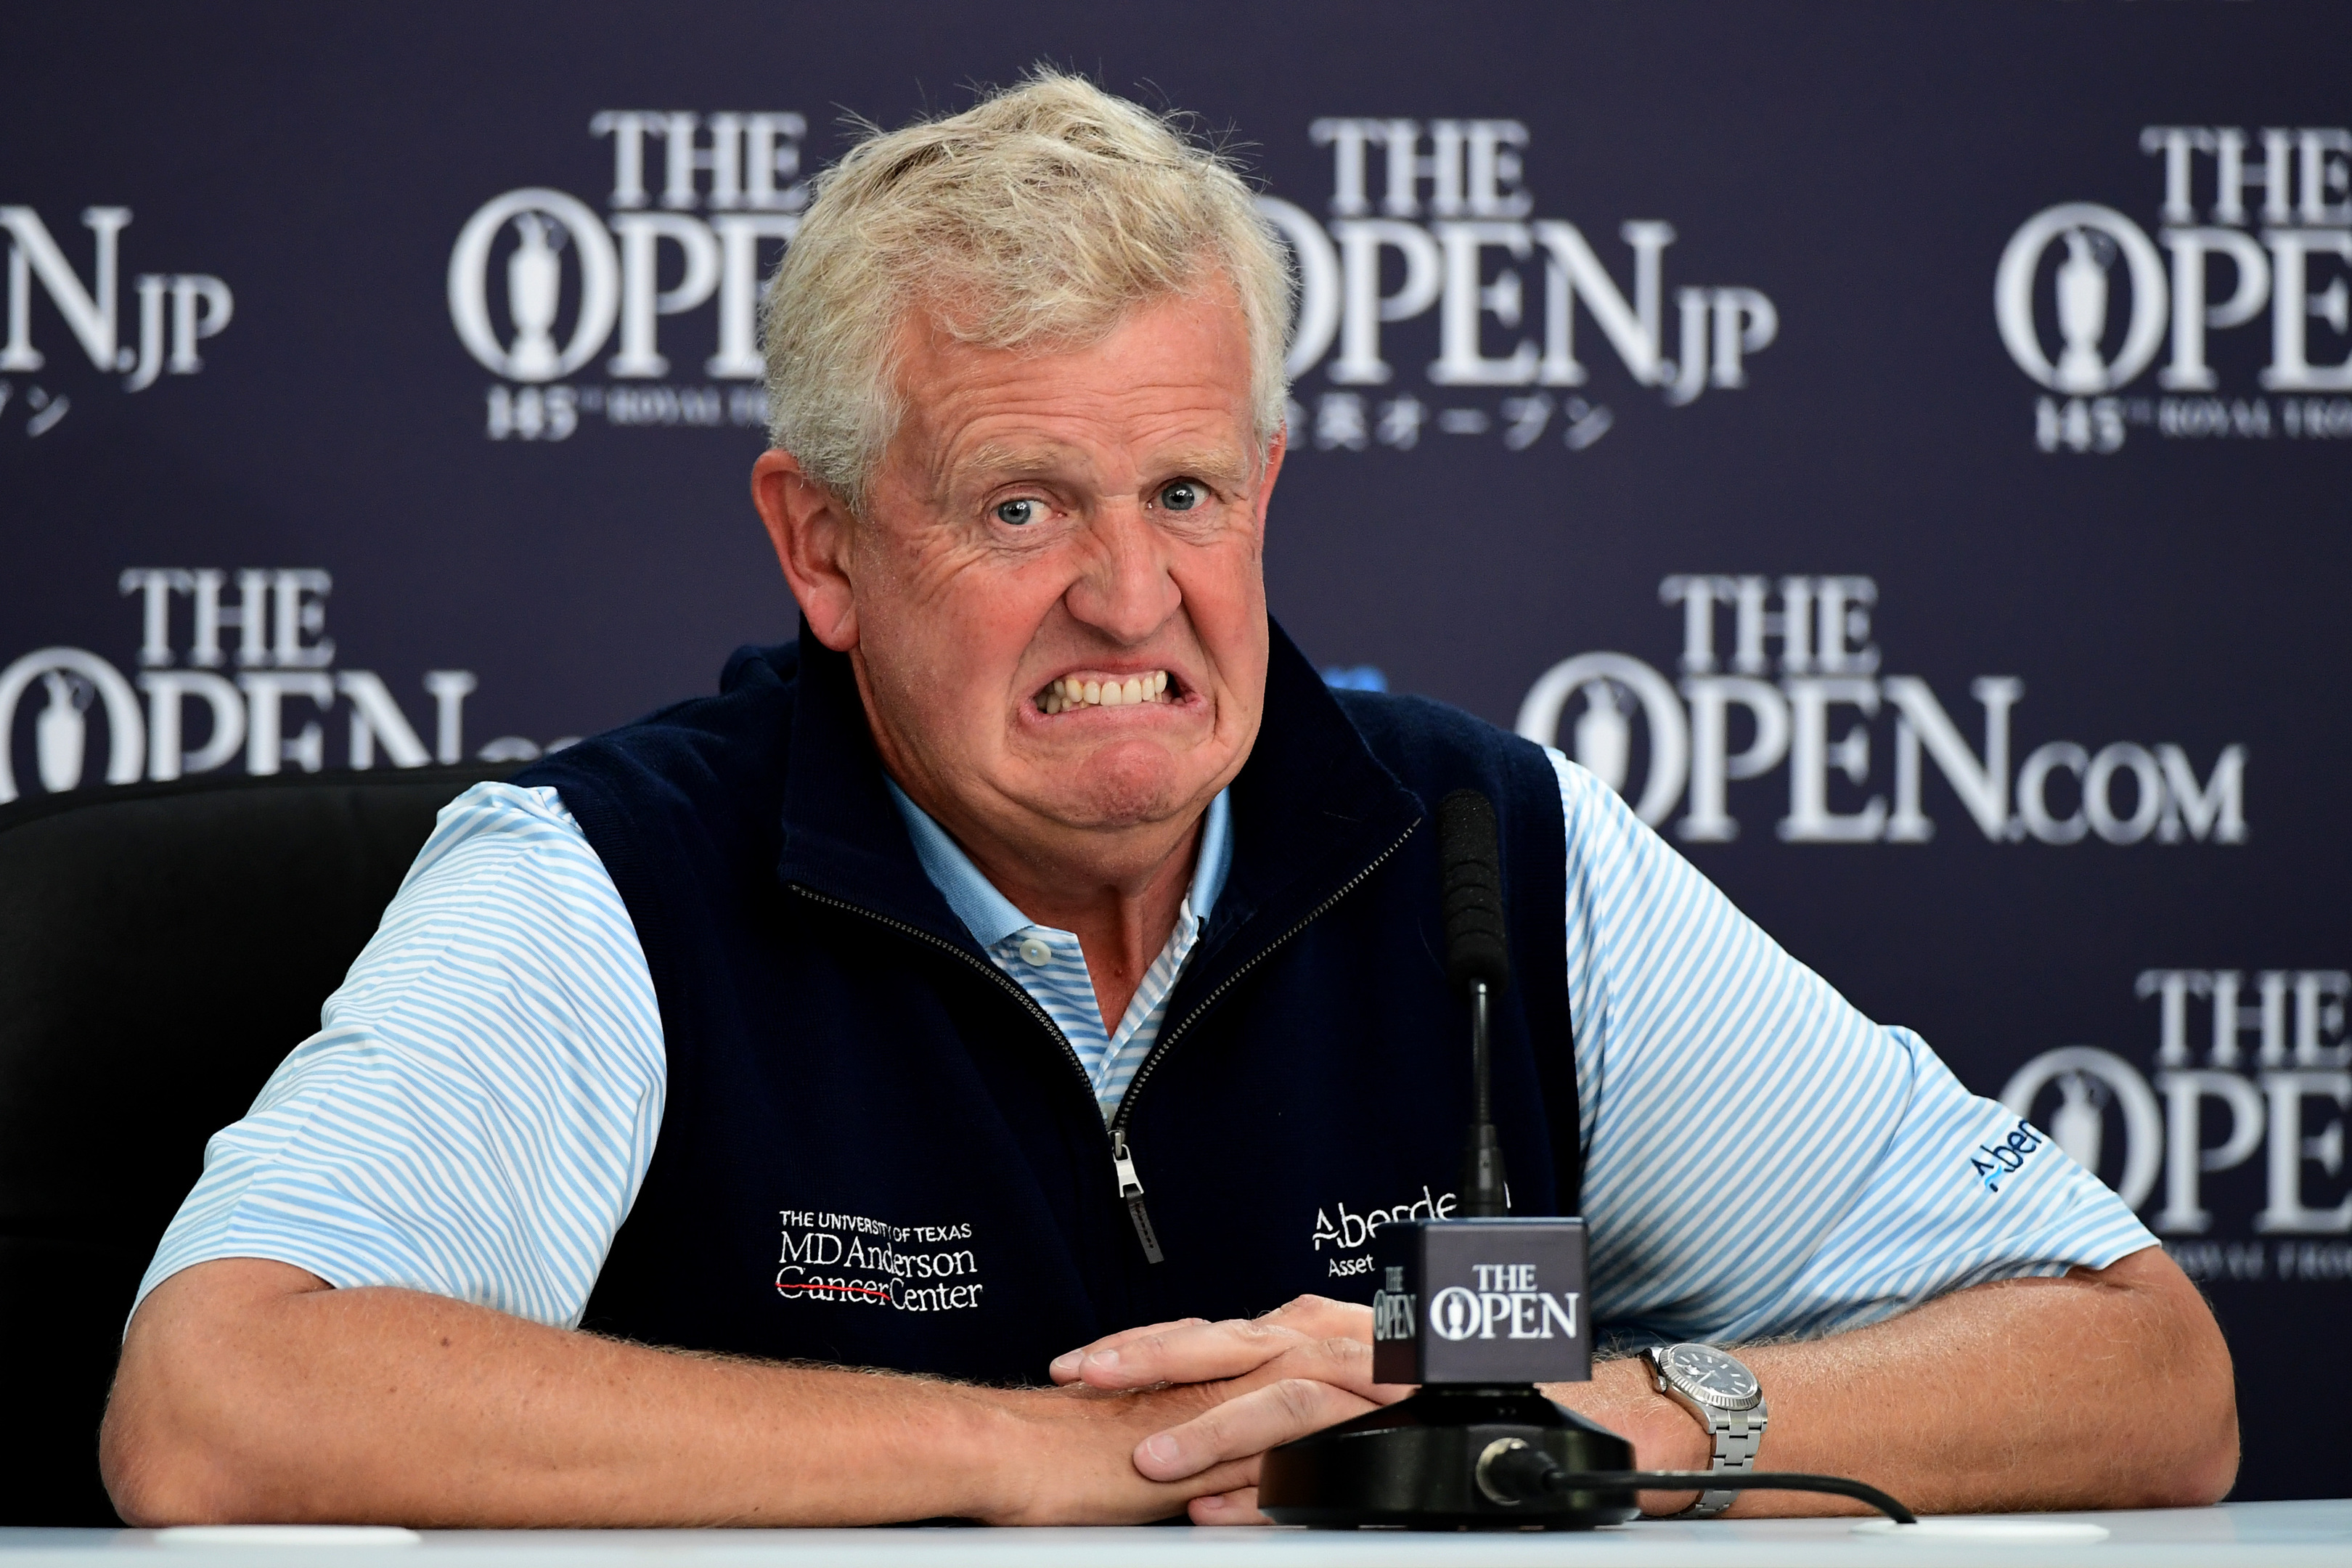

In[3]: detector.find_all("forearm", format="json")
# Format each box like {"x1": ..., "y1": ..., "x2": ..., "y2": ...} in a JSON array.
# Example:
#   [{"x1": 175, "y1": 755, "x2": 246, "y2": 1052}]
[
  {"x1": 1543, "y1": 1247, "x2": 2238, "y2": 1516},
  {"x1": 102, "y1": 1259, "x2": 1235, "y2": 1527}
]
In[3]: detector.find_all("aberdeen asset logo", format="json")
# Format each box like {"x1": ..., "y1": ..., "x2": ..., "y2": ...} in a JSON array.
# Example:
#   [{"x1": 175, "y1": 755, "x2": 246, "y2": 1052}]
[
  {"x1": 1312, "y1": 1183, "x2": 1461, "y2": 1278},
  {"x1": 1267, "y1": 118, "x2": 1776, "y2": 456},
  {"x1": 1969, "y1": 1119, "x2": 2050, "y2": 1195},
  {"x1": 449, "y1": 110, "x2": 807, "y2": 441},
  {"x1": 0, "y1": 205, "x2": 232, "y2": 441},
  {"x1": 1516, "y1": 574, "x2": 2244, "y2": 848},
  {"x1": 1998, "y1": 126, "x2": 2352, "y2": 452}
]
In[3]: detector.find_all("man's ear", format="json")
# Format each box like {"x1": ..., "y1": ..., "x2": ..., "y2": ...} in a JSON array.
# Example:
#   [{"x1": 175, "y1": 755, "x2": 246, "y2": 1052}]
[
  {"x1": 1253, "y1": 422, "x2": 1288, "y2": 533},
  {"x1": 751, "y1": 449, "x2": 858, "y2": 651}
]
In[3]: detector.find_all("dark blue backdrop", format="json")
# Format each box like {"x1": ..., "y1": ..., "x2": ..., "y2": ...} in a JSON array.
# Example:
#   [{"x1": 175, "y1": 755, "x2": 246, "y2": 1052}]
[{"x1": 8, "y1": 1, "x2": 2345, "y2": 1503}]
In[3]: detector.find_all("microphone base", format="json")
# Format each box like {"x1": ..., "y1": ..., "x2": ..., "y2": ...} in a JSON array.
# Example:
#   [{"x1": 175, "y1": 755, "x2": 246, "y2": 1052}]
[{"x1": 1257, "y1": 1384, "x2": 1638, "y2": 1531}]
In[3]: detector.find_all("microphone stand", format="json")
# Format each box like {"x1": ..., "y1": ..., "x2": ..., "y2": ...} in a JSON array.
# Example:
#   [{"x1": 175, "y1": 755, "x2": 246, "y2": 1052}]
[{"x1": 1459, "y1": 976, "x2": 1506, "y2": 1219}]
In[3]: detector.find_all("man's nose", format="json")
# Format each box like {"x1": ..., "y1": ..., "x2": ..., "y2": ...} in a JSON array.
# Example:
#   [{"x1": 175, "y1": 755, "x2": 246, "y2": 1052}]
[{"x1": 1063, "y1": 501, "x2": 1180, "y2": 645}]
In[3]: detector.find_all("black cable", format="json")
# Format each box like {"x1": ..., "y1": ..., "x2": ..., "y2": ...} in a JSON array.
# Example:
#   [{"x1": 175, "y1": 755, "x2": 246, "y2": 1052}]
[{"x1": 1535, "y1": 1469, "x2": 1918, "y2": 1525}]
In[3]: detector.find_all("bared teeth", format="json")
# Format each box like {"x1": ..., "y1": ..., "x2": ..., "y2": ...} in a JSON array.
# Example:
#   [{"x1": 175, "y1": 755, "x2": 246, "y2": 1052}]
[{"x1": 1035, "y1": 670, "x2": 1176, "y2": 713}]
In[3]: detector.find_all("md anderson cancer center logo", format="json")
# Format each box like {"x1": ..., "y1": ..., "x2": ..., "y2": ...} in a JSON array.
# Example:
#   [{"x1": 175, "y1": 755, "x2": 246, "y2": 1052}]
[
  {"x1": 446, "y1": 110, "x2": 1777, "y2": 452},
  {"x1": 1999, "y1": 123, "x2": 2352, "y2": 452},
  {"x1": 775, "y1": 1208, "x2": 988, "y2": 1314}
]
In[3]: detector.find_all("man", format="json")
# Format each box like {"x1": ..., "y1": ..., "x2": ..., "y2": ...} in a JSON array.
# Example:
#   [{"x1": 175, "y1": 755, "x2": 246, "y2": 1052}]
[{"x1": 102, "y1": 73, "x2": 2236, "y2": 1527}]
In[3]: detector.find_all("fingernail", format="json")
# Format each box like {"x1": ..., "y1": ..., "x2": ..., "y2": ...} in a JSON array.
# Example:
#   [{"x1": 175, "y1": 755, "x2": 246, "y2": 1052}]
[
  {"x1": 1085, "y1": 1349, "x2": 1121, "y2": 1371},
  {"x1": 1196, "y1": 1493, "x2": 1224, "y2": 1511},
  {"x1": 1141, "y1": 1433, "x2": 1180, "y2": 1468},
  {"x1": 1050, "y1": 1351, "x2": 1082, "y2": 1373}
]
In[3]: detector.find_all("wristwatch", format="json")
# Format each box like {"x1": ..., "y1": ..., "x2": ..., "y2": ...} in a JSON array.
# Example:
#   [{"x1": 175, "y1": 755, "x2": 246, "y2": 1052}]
[{"x1": 1643, "y1": 1343, "x2": 1767, "y2": 1517}]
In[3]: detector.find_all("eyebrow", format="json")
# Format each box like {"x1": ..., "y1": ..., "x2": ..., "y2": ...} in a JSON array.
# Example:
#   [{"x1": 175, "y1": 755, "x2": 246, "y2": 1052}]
[{"x1": 959, "y1": 441, "x2": 1254, "y2": 488}]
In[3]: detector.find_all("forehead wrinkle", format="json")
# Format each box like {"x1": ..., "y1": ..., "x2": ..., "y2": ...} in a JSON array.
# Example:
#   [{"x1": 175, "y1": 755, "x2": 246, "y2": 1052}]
[
  {"x1": 928, "y1": 438, "x2": 1098, "y2": 509},
  {"x1": 965, "y1": 439, "x2": 1085, "y2": 479},
  {"x1": 1152, "y1": 441, "x2": 1254, "y2": 487},
  {"x1": 939, "y1": 428, "x2": 1252, "y2": 497}
]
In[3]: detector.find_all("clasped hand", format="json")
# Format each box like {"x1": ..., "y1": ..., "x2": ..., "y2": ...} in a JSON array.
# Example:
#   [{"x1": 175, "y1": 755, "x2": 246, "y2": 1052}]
[{"x1": 1042, "y1": 1294, "x2": 1407, "y2": 1524}]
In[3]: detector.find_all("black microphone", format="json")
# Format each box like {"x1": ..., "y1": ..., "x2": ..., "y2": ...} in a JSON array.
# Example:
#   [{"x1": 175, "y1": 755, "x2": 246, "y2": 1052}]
[
  {"x1": 1438, "y1": 789, "x2": 1509, "y2": 1218},
  {"x1": 1438, "y1": 788, "x2": 1511, "y2": 994}
]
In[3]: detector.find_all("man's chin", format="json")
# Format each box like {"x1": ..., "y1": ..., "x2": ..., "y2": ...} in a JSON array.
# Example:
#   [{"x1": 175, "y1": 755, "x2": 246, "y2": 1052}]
[{"x1": 1024, "y1": 752, "x2": 1214, "y2": 835}]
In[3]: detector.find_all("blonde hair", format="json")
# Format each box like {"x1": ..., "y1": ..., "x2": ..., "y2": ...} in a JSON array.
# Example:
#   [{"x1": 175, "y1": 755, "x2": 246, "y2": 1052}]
[{"x1": 760, "y1": 70, "x2": 1294, "y2": 512}]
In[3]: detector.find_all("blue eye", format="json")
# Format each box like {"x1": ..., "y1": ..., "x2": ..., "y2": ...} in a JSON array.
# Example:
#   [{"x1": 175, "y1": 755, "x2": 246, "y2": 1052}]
[
  {"x1": 995, "y1": 498, "x2": 1041, "y2": 526},
  {"x1": 1158, "y1": 480, "x2": 1202, "y2": 512}
]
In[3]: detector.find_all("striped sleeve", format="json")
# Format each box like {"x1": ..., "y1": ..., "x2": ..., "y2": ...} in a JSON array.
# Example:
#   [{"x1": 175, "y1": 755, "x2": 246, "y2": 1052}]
[
  {"x1": 133, "y1": 782, "x2": 664, "y2": 1330},
  {"x1": 1551, "y1": 751, "x2": 2157, "y2": 1344}
]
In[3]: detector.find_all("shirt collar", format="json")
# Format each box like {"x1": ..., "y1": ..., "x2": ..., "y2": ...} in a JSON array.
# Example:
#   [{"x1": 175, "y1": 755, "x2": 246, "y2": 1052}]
[{"x1": 885, "y1": 778, "x2": 1232, "y2": 949}]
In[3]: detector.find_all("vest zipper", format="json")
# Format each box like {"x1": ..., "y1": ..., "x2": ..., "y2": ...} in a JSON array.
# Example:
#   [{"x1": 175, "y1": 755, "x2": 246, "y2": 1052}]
[
  {"x1": 1106, "y1": 817, "x2": 1422, "y2": 1262},
  {"x1": 790, "y1": 883, "x2": 1177, "y2": 1265},
  {"x1": 793, "y1": 812, "x2": 1418, "y2": 1270},
  {"x1": 1111, "y1": 1128, "x2": 1164, "y2": 1264}
]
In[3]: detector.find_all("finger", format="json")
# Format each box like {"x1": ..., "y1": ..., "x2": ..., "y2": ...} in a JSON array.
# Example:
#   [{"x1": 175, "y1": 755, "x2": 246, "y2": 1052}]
[
  {"x1": 1219, "y1": 1331, "x2": 1408, "y2": 1405},
  {"x1": 1066, "y1": 1316, "x2": 1315, "y2": 1391},
  {"x1": 1190, "y1": 1486, "x2": 1265, "y2": 1526},
  {"x1": 1132, "y1": 1378, "x2": 1378, "y2": 1481},
  {"x1": 1166, "y1": 1458, "x2": 1259, "y2": 1510},
  {"x1": 1048, "y1": 1318, "x2": 1210, "y2": 1384},
  {"x1": 1254, "y1": 1294, "x2": 1374, "y2": 1344},
  {"x1": 1051, "y1": 1297, "x2": 1377, "y2": 1388}
]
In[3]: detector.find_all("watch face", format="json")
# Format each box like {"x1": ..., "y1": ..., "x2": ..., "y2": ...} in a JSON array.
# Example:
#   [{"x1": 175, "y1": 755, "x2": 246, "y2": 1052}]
[{"x1": 1662, "y1": 1344, "x2": 1760, "y2": 1409}]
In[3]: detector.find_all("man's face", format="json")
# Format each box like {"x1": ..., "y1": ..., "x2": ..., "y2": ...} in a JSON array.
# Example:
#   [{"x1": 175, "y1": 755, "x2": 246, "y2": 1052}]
[{"x1": 815, "y1": 288, "x2": 1280, "y2": 857}]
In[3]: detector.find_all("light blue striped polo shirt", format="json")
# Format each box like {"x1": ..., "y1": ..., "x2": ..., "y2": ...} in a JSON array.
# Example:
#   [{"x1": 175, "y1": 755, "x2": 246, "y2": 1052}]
[
  {"x1": 884, "y1": 777, "x2": 1230, "y2": 1119},
  {"x1": 138, "y1": 752, "x2": 2157, "y2": 1342}
]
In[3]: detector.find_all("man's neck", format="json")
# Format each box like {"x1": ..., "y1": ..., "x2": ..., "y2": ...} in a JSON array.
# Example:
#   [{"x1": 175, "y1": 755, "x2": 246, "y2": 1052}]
[
  {"x1": 973, "y1": 818, "x2": 1203, "y2": 1035},
  {"x1": 896, "y1": 780, "x2": 1207, "y2": 1037}
]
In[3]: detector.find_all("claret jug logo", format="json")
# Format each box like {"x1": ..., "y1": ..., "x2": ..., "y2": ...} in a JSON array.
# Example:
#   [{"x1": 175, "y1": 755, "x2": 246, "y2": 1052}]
[
  {"x1": 0, "y1": 205, "x2": 232, "y2": 441},
  {"x1": 1517, "y1": 574, "x2": 2245, "y2": 849},
  {"x1": 449, "y1": 110, "x2": 809, "y2": 441},
  {"x1": 1998, "y1": 126, "x2": 2352, "y2": 452},
  {"x1": 2002, "y1": 968, "x2": 2352, "y2": 1283}
]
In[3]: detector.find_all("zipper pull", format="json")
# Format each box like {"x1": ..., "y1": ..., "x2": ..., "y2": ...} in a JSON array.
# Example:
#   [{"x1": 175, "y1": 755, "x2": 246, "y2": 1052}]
[{"x1": 1111, "y1": 1129, "x2": 1166, "y2": 1265}]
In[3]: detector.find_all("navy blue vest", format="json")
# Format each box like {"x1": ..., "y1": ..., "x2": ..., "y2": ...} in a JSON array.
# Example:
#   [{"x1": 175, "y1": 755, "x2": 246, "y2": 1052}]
[{"x1": 515, "y1": 622, "x2": 1577, "y2": 1385}]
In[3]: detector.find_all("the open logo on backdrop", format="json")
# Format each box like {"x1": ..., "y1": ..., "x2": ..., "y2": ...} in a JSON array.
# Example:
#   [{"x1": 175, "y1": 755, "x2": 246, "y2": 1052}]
[
  {"x1": 1996, "y1": 125, "x2": 2352, "y2": 452},
  {"x1": 0, "y1": 205, "x2": 232, "y2": 443},
  {"x1": 0, "y1": 570, "x2": 571, "y2": 804},
  {"x1": 1515, "y1": 574, "x2": 2245, "y2": 849},
  {"x1": 447, "y1": 111, "x2": 807, "y2": 441},
  {"x1": 2001, "y1": 968, "x2": 2351, "y2": 1283},
  {"x1": 443, "y1": 110, "x2": 1779, "y2": 452},
  {"x1": 1265, "y1": 117, "x2": 1776, "y2": 457}
]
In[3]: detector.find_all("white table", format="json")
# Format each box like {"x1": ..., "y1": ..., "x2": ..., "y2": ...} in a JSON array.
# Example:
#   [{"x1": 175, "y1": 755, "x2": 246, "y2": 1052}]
[{"x1": 3, "y1": 1503, "x2": 2348, "y2": 1567}]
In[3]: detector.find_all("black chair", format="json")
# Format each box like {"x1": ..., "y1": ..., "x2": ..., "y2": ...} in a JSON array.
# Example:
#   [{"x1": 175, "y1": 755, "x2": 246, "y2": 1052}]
[{"x1": 0, "y1": 764, "x2": 513, "y2": 1525}]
